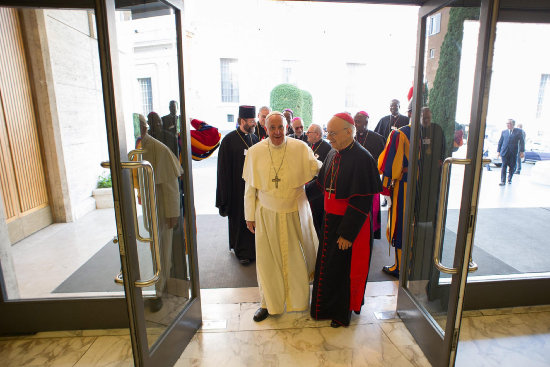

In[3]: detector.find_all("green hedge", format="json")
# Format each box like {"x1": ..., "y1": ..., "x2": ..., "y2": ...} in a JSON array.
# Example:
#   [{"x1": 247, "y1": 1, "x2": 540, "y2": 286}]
[
  {"x1": 300, "y1": 90, "x2": 313, "y2": 127},
  {"x1": 270, "y1": 84, "x2": 303, "y2": 117},
  {"x1": 270, "y1": 84, "x2": 313, "y2": 127},
  {"x1": 133, "y1": 113, "x2": 141, "y2": 141},
  {"x1": 428, "y1": 8, "x2": 479, "y2": 157}
]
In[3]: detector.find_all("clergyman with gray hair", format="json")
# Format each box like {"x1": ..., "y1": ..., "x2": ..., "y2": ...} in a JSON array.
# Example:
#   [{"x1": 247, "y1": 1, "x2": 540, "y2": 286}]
[{"x1": 307, "y1": 112, "x2": 382, "y2": 328}]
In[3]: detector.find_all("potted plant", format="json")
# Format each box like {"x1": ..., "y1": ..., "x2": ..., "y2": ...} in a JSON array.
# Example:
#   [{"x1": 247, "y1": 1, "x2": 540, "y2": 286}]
[{"x1": 92, "y1": 173, "x2": 114, "y2": 209}]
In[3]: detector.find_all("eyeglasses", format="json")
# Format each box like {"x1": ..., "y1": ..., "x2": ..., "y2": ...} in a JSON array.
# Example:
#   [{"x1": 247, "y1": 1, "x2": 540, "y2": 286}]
[{"x1": 327, "y1": 128, "x2": 349, "y2": 137}]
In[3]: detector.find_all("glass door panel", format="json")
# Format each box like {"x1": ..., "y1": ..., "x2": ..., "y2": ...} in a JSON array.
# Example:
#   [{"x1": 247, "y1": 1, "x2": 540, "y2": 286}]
[
  {"x1": 405, "y1": 3, "x2": 481, "y2": 334},
  {"x1": 0, "y1": 6, "x2": 126, "y2": 302},
  {"x1": 396, "y1": 0, "x2": 496, "y2": 365},
  {"x1": 467, "y1": 22, "x2": 550, "y2": 281},
  {"x1": 109, "y1": 1, "x2": 200, "y2": 363}
]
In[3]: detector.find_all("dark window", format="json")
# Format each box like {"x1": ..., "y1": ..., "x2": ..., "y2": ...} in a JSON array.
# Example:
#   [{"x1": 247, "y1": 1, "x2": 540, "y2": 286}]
[
  {"x1": 138, "y1": 77, "x2": 153, "y2": 115},
  {"x1": 220, "y1": 58, "x2": 239, "y2": 103}
]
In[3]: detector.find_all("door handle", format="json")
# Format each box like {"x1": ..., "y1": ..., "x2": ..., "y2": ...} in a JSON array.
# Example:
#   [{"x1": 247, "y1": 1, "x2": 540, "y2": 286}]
[
  {"x1": 433, "y1": 158, "x2": 490, "y2": 274},
  {"x1": 128, "y1": 149, "x2": 152, "y2": 234},
  {"x1": 101, "y1": 160, "x2": 162, "y2": 287}
]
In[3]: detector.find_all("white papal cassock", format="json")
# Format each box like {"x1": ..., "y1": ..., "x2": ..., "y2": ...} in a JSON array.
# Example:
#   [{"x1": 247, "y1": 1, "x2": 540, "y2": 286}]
[{"x1": 243, "y1": 136, "x2": 321, "y2": 314}]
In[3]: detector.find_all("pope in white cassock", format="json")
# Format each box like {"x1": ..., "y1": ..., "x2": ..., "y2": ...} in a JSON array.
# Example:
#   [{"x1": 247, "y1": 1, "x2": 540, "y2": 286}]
[{"x1": 242, "y1": 111, "x2": 321, "y2": 322}]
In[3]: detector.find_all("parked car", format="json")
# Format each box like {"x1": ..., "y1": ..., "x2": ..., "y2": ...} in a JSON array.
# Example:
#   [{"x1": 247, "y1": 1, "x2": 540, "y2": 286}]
[
  {"x1": 484, "y1": 134, "x2": 550, "y2": 167},
  {"x1": 524, "y1": 139, "x2": 550, "y2": 162}
]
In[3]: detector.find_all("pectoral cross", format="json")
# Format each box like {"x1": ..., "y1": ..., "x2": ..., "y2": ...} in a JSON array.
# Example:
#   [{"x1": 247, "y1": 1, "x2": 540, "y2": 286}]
[
  {"x1": 326, "y1": 187, "x2": 335, "y2": 199},
  {"x1": 272, "y1": 175, "x2": 281, "y2": 188}
]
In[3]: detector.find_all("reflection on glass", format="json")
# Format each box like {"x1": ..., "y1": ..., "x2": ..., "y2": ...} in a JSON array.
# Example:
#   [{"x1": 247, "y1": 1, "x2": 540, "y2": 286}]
[
  {"x1": 0, "y1": 7, "x2": 123, "y2": 300},
  {"x1": 115, "y1": 1, "x2": 191, "y2": 350},
  {"x1": 405, "y1": 5, "x2": 480, "y2": 333}
]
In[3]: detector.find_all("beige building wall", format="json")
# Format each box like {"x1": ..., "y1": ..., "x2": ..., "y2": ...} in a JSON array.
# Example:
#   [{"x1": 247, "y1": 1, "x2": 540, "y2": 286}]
[{"x1": 21, "y1": 9, "x2": 110, "y2": 223}]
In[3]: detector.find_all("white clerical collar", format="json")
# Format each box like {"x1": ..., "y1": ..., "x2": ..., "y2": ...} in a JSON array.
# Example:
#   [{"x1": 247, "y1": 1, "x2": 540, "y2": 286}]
[{"x1": 268, "y1": 135, "x2": 287, "y2": 149}]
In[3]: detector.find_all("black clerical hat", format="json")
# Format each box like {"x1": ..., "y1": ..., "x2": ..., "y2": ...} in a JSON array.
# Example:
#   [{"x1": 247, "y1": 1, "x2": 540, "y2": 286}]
[{"x1": 239, "y1": 105, "x2": 256, "y2": 119}]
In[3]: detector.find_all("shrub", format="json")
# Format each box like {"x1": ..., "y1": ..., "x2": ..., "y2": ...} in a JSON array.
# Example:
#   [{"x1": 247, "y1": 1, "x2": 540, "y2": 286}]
[
  {"x1": 301, "y1": 90, "x2": 313, "y2": 127},
  {"x1": 97, "y1": 173, "x2": 112, "y2": 188},
  {"x1": 270, "y1": 84, "x2": 303, "y2": 117}
]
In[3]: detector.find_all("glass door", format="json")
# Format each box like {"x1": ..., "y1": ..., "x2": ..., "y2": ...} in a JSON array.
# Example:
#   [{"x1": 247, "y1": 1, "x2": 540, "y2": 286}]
[
  {"x1": 101, "y1": 0, "x2": 201, "y2": 365},
  {"x1": 0, "y1": 0, "x2": 201, "y2": 365},
  {"x1": 459, "y1": 4, "x2": 550, "y2": 311},
  {"x1": 398, "y1": 0, "x2": 550, "y2": 366},
  {"x1": 396, "y1": 0, "x2": 493, "y2": 366}
]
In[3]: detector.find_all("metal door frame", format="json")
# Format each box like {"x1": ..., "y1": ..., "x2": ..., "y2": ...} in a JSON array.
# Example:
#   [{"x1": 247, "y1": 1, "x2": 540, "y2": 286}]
[
  {"x1": 0, "y1": 2, "x2": 201, "y2": 365},
  {"x1": 396, "y1": 0, "x2": 498, "y2": 365},
  {"x1": 397, "y1": 0, "x2": 550, "y2": 365}
]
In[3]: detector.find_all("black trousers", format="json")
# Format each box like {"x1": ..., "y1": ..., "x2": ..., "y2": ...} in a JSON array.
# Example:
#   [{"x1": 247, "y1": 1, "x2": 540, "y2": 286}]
[{"x1": 501, "y1": 154, "x2": 516, "y2": 183}]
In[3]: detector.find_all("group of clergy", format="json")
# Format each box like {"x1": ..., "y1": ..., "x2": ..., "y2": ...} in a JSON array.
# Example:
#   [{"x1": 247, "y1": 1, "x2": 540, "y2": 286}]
[{"x1": 215, "y1": 100, "x2": 423, "y2": 327}]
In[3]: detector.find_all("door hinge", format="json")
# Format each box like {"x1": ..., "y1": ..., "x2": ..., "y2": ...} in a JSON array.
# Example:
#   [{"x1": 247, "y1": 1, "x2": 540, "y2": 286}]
[{"x1": 451, "y1": 329, "x2": 459, "y2": 351}]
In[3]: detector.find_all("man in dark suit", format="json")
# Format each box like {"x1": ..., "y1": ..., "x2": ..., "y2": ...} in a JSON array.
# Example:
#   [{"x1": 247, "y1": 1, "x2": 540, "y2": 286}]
[
  {"x1": 374, "y1": 99, "x2": 409, "y2": 140},
  {"x1": 497, "y1": 119, "x2": 525, "y2": 185},
  {"x1": 161, "y1": 100, "x2": 180, "y2": 157}
]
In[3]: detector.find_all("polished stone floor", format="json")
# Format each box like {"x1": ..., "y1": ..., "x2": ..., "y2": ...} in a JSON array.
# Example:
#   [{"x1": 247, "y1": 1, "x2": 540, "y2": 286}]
[{"x1": 1, "y1": 283, "x2": 550, "y2": 366}]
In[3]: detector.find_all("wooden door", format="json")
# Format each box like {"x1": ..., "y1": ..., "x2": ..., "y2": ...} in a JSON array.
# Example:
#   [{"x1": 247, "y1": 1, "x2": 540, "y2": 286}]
[{"x1": 0, "y1": 7, "x2": 51, "y2": 243}]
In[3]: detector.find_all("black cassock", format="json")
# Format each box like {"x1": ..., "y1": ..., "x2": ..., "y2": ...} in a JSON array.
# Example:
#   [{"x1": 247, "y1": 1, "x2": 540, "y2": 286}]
[
  {"x1": 215, "y1": 129, "x2": 259, "y2": 261},
  {"x1": 374, "y1": 114, "x2": 409, "y2": 140},
  {"x1": 254, "y1": 124, "x2": 268, "y2": 141},
  {"x1": 355, "y1": 130, "x2": 386, "y2": 239},
  {"x1": 308, "y1": 139, "x2": 333, "y2": 237},
  {"x1": 307, "y1": 142, "x2": 382, "y2": 326},
  {"x1": 161, "y1": 113, "x2": 180, "y2": 157}
]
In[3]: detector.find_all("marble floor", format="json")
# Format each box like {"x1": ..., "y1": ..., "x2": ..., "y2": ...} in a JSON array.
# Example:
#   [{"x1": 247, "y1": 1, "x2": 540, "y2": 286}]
[{"x1": 1, "y1": 283, "x2": 550, "y2": 366}]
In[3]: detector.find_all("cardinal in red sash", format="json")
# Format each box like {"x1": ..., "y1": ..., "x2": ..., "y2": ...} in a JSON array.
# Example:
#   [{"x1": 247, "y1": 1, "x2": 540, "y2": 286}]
[{"x1": 307, "y1": 113, "x2": 382, "y2": 327}]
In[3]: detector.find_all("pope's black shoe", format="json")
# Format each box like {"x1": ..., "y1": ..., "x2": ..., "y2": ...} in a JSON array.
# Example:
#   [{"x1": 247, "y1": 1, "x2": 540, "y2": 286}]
[
  {"x1": 382, "y1": 266, "x2": 399, "y2": 278},
  {"x1": 239, "y1": 258, "x2": 251, "y2": 265},
  {"x1": 253, "y1": 308, "x2": 269, "y2": 322}
]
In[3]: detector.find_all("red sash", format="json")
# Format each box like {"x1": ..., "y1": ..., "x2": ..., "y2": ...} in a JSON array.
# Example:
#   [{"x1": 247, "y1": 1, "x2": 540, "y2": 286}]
[{"x1": 324, "y1": 192, "x2": 371, "y2": 311}]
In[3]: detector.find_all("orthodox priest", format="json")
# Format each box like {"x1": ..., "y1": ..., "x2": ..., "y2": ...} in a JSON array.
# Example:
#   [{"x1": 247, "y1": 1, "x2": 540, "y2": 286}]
[
  {"x1": 308, "y1": 113, "x2": 382, "y2": 328},
  {"x1": 374, "y1": 99, "x2": 409, "y2": 140},
  {"x1": 306, "y1": 123, "x2": 332, "y2": 237},
  {"x1": 354, "y1": 111, "x2": 386, "y2": 239},
  {"x1": 243, "y1": 111, "x2": 321, "y2": 322},
  {"x1": 216, "y1": 105, "x2": 259, "y2": 264},
  {"x1": 378, "y1": 116, "x2": 411, "y2": 278}
]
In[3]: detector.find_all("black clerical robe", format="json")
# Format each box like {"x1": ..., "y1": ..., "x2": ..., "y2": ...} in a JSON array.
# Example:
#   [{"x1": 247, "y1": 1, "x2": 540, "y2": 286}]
[
  {"x1": 308, "y1": 142, "x2": 382, "y2": 326},
  {"x1": 215, "y1": 129, "x2": 259, "y2": 260},
  {"x1": 374, "y1": 114, "x2": 409, "y2": 140},
  {"x1": 254, "y1": 124, "x2": 268, "y2": 141},
  {"x1": 290, "y1": 133, "x2": 308, "y2": 143},
  {"x1": 355, "y1": 130, "x2": 386, "y2": 239},
  {"x1": 161, "y1": 113, "x2": 180, "y2": 157},
  {"x1": 412, "y1": 123, "x2": 446, "y2": 282},
  {"x1": 308, "y1": 139, "x2": 333, "y2": 237}
]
